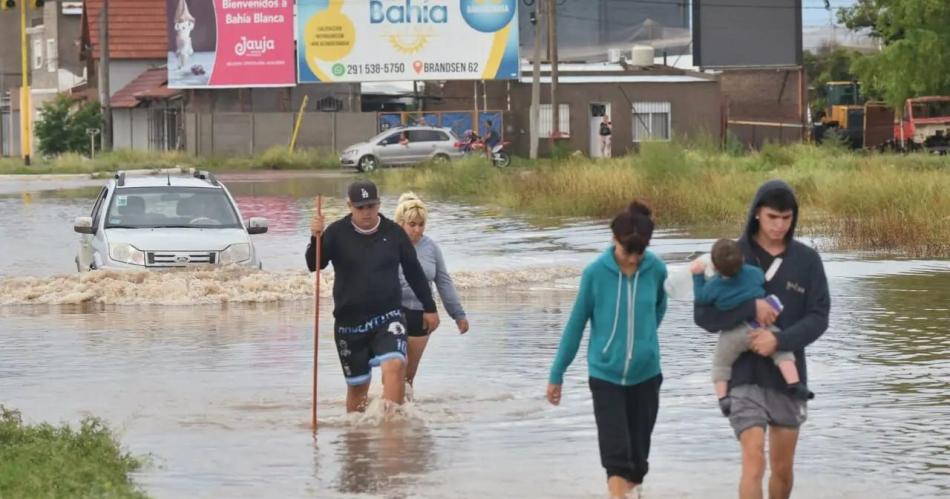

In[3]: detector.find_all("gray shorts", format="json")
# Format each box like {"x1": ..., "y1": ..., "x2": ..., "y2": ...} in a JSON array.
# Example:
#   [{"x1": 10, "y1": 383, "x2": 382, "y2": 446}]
[{"x1": 728, "y1": 384, "x2": 807, "y2": 439}]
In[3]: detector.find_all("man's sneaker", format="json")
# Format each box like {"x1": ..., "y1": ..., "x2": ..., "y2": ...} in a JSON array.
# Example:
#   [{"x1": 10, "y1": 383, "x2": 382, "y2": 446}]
[
  {"x1": 787, "y1": 382, "x2": 814, "y2": 401},
  {"x1": 718, "y1": 396, "x2": 732, "y2": 417}
]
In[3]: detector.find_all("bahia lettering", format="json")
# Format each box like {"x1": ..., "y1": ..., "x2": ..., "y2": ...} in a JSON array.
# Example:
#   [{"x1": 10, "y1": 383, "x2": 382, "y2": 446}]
[
  {"x1": 370, "y1": 0, "x2": 448, "y2": 24},
  {"x1": 235, "y1": 36, "x2": 276, "y2": 56}
]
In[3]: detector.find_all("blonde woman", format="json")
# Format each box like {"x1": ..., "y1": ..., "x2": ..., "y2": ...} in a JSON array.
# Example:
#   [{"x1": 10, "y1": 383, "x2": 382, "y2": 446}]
[{"x1": 395, "y1": 193, "x2": 470, "y2": 388}]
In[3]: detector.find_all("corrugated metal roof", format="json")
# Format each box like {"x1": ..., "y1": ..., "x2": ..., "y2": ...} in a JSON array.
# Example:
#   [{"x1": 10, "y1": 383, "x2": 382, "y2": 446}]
[
  {"x1": 362, "y1": 81, "x2": 417, "y2": 96},
  {"x1": 520, "y1": 62, "x2": 627, "y2": 72},
  {"x1": 518, "y1": 75, "x2": 711, "y2": 84},
  {"x1": 84, "y1": 0, "x2": 168, "y2": 60}
]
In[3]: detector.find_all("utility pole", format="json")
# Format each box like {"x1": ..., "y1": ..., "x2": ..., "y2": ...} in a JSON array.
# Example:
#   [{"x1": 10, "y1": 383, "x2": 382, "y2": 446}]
[
  {"x1": 19, "y1": 0, "x2": 31, "y2": 165},
  {"x1": 548, "y1": 0, "x2": 559, "y2": 140},
  {"x1": 98, "y1": 0, "x2": 112, "y2": 152},
  {"x1": 529, "y1": 0, "x2": 543, "y2": 159}
]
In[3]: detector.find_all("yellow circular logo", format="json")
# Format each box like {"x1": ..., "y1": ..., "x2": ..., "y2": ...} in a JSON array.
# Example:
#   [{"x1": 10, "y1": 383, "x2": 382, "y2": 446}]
[{"x1": 304, "y1": 5, "x2": 356, "y2": 63}]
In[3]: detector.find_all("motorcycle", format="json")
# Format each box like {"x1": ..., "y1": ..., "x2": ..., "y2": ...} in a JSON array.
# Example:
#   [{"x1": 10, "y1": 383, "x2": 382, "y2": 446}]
[{"x1": 455, "y1": 131, "x2": 512, "y2": 168}]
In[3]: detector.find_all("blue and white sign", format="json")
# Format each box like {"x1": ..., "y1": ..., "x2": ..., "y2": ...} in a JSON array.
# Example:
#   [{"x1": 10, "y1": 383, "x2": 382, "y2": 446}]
[{"x1": 298, "y1": 0, "x2": 520, "y2": 83}]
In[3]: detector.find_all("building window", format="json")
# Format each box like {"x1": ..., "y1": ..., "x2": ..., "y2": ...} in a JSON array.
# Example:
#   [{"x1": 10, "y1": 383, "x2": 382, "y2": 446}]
[
  {"x1": 539, "y1": 104, "x2": 570, "y2": 137},
  {"x1": 32, "y1": 39, "x2": 43, "y2": 70},
  {"x1": 46, "y1": 39, "x2": 58, "y2": 72},
  {"x1": 315, "y1": 95, "x2": 343, "y2": 112},
  {"x1": 632, "y1": 102, "x2": 671, "y2": 142}
]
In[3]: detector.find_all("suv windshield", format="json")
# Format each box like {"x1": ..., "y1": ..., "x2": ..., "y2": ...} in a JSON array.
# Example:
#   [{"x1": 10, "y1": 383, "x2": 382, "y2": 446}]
[{"x1": 105, "y1": 187, "x2": 241, "y2": 229}]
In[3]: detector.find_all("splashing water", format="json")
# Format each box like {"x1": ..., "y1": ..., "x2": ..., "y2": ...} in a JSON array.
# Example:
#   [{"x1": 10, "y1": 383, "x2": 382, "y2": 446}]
[{"x1": 0, "y1": 266, "x2": 581, "y2": 306}]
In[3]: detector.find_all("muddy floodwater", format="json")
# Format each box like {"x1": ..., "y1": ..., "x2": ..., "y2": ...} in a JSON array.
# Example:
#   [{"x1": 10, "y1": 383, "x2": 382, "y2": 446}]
[{"x1": 0, "y1": 172, "x2": 947, "y2": 498}]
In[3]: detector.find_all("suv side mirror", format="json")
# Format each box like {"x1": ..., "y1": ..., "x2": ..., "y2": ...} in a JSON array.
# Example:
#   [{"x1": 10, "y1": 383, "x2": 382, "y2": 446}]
[
  {"x1": 74, "y1": 216, "x2": 96, "y2": 234},
  {"x1": 247, "y1": 217, "x2": 268, "y2": 235}
]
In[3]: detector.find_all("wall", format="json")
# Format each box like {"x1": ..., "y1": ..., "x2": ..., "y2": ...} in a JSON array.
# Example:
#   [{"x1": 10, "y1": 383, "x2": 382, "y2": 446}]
[
  {"x1": 184, "y1": 112, "x2": 377, "y2": 156},
  {"x1": 113, "y1": 108, "x2": 150, "y2": 151},
  {"x1": 109, "y1": 60, "x2": 162, "y2": 97},
  {"x1": 720, "y1": 67, "x2": 806, "y2": 147},
  {"x1": 430, "y1": 78, "x2": 722, "y2": 157},
  {"x1": 0, "y1": 6, "x2": 43, "y2": 96}
]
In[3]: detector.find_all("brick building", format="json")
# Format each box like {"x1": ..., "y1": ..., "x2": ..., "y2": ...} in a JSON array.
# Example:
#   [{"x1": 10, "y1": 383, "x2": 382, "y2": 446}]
[{"x1": 427, "y1": 63, "x2": 722, "y2": 158}]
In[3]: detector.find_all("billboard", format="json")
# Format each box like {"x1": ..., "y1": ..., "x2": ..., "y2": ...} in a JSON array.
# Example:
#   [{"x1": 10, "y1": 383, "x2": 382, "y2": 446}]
[
  {"x1": 166, "y1": 0, "x2": 296, "y2": 88},
  {"x1": 693, "y1": 0, "x2": 802, "y2": 68},
  {"x1": 518, "y1": 0, "x2": 690, "y2": 61},
  {"x1": 297, "y1": 0, "x2": 520, "y2": 83}
]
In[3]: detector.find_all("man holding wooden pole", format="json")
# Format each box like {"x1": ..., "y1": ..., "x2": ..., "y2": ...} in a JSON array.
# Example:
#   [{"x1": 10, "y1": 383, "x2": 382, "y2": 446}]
[{"x1": 307, "y1": 181, "x2": 439, "y2": 413}]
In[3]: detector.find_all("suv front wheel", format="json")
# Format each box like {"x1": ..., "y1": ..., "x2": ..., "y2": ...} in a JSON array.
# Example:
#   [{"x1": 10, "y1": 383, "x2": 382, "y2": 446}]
[{"x1": 357, "y1": 155, "x2": 378, "y2": 173}]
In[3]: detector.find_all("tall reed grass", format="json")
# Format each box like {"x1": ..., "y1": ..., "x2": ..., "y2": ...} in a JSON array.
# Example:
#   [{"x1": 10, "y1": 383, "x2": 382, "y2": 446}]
[
  {"x1": 0, "y1": 147, "x2": 339, "y2": 175},
  {"x1": 376, "y1": 143, "x2": 950, "y2": 257}
]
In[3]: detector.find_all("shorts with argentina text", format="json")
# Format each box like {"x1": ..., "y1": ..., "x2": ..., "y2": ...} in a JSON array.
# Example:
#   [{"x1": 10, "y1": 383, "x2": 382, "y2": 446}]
[{"x1": 334, "y1": 310, "x2": 407, "y2": 386}]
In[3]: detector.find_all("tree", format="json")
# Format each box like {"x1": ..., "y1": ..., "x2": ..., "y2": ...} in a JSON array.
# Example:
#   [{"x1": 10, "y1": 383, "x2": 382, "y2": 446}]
[
  {"x1": 838, "y1": 0, "x2": 950, "y2": 108},
  {"x1": 34, "y1": 94, "x2": 103, "y2": 157}
]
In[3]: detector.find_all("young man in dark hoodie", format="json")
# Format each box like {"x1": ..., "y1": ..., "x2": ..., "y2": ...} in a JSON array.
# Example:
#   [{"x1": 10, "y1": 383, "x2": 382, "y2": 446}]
[
  {"x1": 694, "y1": 180, "x2": 830, "y2": 499},
  {"x1": 307, "y1": 180, "x2": 439, "y2": 413}
]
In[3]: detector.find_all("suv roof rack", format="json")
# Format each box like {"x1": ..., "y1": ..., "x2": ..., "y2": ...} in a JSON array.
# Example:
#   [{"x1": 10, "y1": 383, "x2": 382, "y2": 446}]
[
  {"x1": 114, "y1": 171, "x2": 126, "y2": 187},
  {"x1": 192, "y1": 169, "x2": 219, "y2": 186}
]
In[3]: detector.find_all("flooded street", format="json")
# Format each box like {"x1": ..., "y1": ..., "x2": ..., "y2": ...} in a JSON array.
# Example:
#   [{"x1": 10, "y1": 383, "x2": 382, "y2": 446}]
[{"x1": 0, "y1": 172, "x2": 947, "y2": 498}]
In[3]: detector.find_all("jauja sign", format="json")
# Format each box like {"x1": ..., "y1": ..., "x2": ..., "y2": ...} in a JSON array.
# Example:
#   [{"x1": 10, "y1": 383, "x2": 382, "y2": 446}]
[
  {"x1": 166, "y1": 0, "x2": 296, "y2": 88},
  {"x1": 297, "y1": 0, "x2": 520, "y2": 83}
]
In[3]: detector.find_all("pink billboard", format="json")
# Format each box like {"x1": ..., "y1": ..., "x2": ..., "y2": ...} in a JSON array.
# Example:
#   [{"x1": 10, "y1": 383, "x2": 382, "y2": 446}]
[{"x1": 167, "y1": 0, "x2": 295, "y2": 88}]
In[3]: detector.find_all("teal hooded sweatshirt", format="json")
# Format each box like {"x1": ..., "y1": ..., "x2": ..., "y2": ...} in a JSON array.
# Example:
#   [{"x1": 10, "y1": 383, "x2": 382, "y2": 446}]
[{"x1": 549, "y1": 247, "x2": 668, "y2": 386}]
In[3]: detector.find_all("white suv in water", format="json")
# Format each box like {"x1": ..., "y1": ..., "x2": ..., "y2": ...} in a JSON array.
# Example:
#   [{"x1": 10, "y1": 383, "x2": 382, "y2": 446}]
[{"x1": 73, "y1": 170, "x2": 268, "y2": 272}]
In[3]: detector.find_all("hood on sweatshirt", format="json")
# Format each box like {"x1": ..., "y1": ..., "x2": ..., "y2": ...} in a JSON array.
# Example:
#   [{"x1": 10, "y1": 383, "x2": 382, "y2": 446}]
[
  {"x1": 548, "y1": 245, "x2": 667, "y2": 387},
  {"x1": 595, "y1": 244, "x2": 662, "y2": 275},
  {"x1": 742, "y1": 179, "x2": 799, "y2": 243}
]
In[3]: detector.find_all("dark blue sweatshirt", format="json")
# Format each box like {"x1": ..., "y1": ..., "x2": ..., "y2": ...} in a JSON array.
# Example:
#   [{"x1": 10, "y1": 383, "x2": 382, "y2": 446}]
[
  {"x1": 693, "y1": 180, "x2": 830, "y2": 388},
  {"x1": 306, "y1": 214, "x2": 436, "y2": 325}
]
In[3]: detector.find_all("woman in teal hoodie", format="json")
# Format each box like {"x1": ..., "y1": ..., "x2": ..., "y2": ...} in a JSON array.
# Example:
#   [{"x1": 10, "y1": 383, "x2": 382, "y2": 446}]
[{"x1": 547, "y1": 200, "x2": 668, "y2": 498}]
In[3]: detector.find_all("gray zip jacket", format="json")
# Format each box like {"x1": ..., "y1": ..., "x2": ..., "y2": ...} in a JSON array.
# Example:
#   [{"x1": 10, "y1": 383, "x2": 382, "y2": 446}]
[{"x1": 399, "y1": 235, "x2": 466, "y2": 320}]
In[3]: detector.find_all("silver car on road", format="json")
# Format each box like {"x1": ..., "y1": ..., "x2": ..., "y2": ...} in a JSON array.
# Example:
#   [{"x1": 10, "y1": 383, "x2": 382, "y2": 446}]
[{"x1": 340, "y1": 126, "x2": 464, "y2": 172}]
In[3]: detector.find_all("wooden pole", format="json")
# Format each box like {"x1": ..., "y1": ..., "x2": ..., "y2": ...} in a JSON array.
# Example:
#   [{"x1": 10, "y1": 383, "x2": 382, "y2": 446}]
[
  {"x1": 548, "y1": 0, "x2": 559, "y2": 139},
  {"x1": 99, "y1": 0, "x2": 112, "y2": 152},
  {"x1": 311, "y1": 195, "x2": 322, "y2": 429},
  {"x1": 529, "y1": 0, "x2": 543, "y2": 159},
  {"x1": 19, "y1": 0, "x2": 31, "y2": 165}
]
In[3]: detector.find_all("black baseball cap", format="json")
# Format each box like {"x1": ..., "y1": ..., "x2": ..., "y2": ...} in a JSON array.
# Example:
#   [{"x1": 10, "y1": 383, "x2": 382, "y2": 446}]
[{"x1": 347, "y1": 180, "x2": 380, "y2": 207}]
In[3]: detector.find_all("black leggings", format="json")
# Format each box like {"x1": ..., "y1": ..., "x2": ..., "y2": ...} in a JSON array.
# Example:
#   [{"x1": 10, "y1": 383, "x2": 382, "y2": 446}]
[
  {"x1": 589, "y1": 374, "x2": 663, "y2": 484},
  {"x1": 401, "y1": 308, "x2": 429, "y2": 337}
]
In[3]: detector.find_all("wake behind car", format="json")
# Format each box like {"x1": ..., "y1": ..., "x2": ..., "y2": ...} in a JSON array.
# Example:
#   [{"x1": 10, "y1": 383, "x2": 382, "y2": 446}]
[
  {"x1": 73, "y1": 170, "x2": 268, "y2": 272},
  {"x1": 340, "y1": 126, "x2": 464, "y2": 172}
]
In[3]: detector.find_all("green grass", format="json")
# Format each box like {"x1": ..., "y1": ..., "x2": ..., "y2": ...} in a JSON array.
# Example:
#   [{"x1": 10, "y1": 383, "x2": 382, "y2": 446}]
[
  {"x1": 0, "y1": 147, "x2": 340, "y2": 175},
  {"x1": 0, "y1": 407, "x2": 147, "y2": 498},
  {"x1": 374, "y1": 143, "x2": 950, "y2": 257}
]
